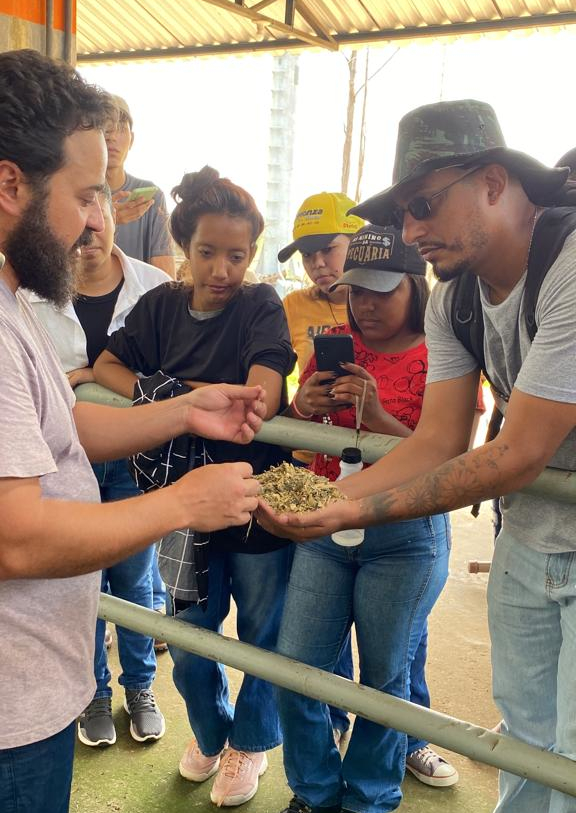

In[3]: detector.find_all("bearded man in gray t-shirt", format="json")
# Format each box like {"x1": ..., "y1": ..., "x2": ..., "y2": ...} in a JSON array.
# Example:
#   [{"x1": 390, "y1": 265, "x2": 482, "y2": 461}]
[
  {"x1": 0, "y1": 51, "x2": 264, "y2": 813},
  {"x1": 260, "y1": 101, "x2": 576, "y2": 813}
]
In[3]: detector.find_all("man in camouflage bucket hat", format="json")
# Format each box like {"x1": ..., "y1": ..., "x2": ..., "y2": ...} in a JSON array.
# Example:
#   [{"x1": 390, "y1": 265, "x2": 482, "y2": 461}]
[
  {"x1": 351, "y1": 99, "x2": 570, "y2": 226},
  {"x1": 259, "y1": 99, "x2": 576, "y2": 813}
]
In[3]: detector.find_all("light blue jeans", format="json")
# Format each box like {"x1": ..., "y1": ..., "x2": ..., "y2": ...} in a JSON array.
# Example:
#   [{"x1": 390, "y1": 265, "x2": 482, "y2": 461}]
[
  {"x1": 152, "y1": 552, "x2": 167, "y2": 612},
  {"x1": 92, "y1": 459, "x2": 156, "y2": 697},
  {"x1": 168, "y1": 545, "x2": 294, "y2": 756},
  {"x1": 277, "y1": 514, "x2": 450, "y2": 813},
  {"x1": 488, "y1": 529, "x2": 576, "y2": 813}
]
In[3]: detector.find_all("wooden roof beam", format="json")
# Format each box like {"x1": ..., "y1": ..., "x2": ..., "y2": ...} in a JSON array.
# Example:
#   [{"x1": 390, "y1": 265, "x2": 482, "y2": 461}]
[{"x1": 196, "y1": 0, "x2": 338, "y2": 49}]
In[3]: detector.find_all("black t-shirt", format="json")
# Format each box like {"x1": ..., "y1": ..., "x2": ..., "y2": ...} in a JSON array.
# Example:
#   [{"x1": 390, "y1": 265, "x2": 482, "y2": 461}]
[
  {"x1": 107, "y1": 281, "x2": 297, "y2": 554},
  {"x1": 73, "y1": 280, "x2": 124, "y2": 367}
]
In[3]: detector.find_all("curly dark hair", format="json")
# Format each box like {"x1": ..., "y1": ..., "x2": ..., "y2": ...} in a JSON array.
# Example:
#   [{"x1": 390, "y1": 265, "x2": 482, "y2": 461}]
[
  {"x1": 0, "y1": 49, "x2": 114, "y2": 186},
  {"x1": 170, "y1": 165, "x2": 264, "y2": 251}
]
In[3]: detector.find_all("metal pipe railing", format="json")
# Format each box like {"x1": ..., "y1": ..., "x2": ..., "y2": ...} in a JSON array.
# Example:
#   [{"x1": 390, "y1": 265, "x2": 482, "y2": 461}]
[
  {"x1": 99, "y1": 595, "x2": 576, "y2": 798},
  {"x1": 76, "y1": 383, "x2": 576, "y2": 503},
  {"x1": 82, "y1": 382, "x2": 576, "y2": 795}
]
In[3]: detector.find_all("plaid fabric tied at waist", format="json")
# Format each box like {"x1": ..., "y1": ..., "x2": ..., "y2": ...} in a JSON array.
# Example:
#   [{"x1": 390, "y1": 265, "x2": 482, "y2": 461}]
[{"x1": 129, "y1": 371, "x2": 210, "y2": 606}]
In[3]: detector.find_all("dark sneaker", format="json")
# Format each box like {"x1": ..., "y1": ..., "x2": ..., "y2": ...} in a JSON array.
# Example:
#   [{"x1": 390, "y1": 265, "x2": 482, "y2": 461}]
[
  {"x1": 406, "y1": 745, "x2": 459, "y2": 787},
  {"x1": 77, "y1": 696, "x2": 116, "y2": 747},
  {"x1": 124, "y1": 688, "x2": 165, "y2": 743},
  {"x1": 279, "y1": 797, "x2": 340, "y2": 813}
]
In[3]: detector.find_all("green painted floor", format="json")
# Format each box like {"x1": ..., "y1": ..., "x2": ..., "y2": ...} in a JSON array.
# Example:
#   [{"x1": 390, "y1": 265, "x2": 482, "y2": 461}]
[{"x1": 70, "y1": 508, "x2": 498, "y2": 813}]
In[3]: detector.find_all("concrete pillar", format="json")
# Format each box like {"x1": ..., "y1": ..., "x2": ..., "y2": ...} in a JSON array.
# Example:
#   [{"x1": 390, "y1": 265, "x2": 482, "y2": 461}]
[{"x1": 0, "y1": 1, "x2": 75, "y2": 63}]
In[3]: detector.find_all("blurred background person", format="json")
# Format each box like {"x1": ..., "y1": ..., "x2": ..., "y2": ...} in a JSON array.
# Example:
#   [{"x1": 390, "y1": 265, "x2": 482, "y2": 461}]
[{"x1": 105, "y1": 94, "x2": 175, "y2": 277}]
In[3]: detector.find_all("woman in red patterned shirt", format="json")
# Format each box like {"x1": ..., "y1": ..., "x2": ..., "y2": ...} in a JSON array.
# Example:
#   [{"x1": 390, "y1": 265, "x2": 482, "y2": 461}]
[{"x1": 275, "y1": 225, "x2": 458, "y2": 813}]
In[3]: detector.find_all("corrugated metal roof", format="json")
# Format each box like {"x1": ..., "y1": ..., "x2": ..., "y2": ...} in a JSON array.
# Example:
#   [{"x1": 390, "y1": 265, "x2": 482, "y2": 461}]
[{"x1": 76, "y1": 0, "x2": 576, "y2": 63}]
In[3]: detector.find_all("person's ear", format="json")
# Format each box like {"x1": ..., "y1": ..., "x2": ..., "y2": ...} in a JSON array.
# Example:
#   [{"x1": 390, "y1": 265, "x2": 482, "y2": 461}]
[
  {"x1": 483, "y1": 164, "x2": 508, "y2": 206},
  {"x1": 0, "y1": 162, "x2": 30, "y2": 217},
  {"x1": 129, "y1": 129, "x2": 135, "y2": 150}
]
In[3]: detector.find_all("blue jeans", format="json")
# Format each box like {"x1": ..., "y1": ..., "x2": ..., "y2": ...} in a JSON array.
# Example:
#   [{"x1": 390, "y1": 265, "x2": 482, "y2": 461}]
[
  {"x1": 152, "y1": 550, "x2": 167, "y2": 611},
  {"x1": 406, "y1": 623, "x2": 430, "y2": 754},
  {"x1": 277, "y1": 515, "x2": 450, "y2": 813},
  {"x1": 92, "y1": 459, "x2": 156, "y2": 697},
  {"x1": 330, "y1": 624, "x2": 430, "y2": 750},
  {"x1": 488, "y1": 530, "x2": 576, "y2": 813},
  {"x1": 168, "y1": 545, "x2": 294, "y2": 755},
  {"x1": 0, "y1": 723, "x2": 75, "y2": 813}
]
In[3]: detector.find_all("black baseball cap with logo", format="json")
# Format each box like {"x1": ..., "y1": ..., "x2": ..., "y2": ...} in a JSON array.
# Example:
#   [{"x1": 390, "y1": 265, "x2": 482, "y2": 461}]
[{"x1": 330, "y1": 224, "x2": 426, "y2": 293}]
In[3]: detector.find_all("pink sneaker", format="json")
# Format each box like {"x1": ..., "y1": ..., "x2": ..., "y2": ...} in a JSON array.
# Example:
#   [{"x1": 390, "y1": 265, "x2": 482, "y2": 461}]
[
  {"x1": 179, "y1": 738, "x2": 224, "y2": 782},
  {"x1": 210, "y1": 748, "x2": 268, "y2": 807}
]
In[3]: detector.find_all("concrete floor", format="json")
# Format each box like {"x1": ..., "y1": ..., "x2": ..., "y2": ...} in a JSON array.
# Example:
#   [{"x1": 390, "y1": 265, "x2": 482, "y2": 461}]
[{"x1": 70, "y1": 506, "x2": 498, "y2": 813}]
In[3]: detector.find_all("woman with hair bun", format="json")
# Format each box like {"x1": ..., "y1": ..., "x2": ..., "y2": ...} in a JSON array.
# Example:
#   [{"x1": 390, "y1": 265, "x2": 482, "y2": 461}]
[{"x1": 94, "y1": 166, "x2": 296, "y2": 808}]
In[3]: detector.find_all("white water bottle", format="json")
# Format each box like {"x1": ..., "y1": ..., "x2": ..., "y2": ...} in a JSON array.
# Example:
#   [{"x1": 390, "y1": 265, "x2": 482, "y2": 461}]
[{"x1": 331, "y1": 447, "x2": 364, "y2": 547}]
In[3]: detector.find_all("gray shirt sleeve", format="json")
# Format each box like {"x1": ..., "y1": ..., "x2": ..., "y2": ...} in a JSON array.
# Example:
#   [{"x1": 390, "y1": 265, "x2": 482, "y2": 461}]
[{"x1": 424, "y1": 281, "x2": 479, "y2": 384}]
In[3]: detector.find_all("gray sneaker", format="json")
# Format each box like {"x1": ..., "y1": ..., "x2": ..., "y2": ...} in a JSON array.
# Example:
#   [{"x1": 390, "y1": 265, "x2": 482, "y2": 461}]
[
  {"x1": 405, "y1": 745, "x2": 459, "y2": 787},
  {"x1": 124, "y1": 688, "x2": 165, "y2": 743},
  {"x1": 77, "y1": 696, "x2": 116, "y2": 747}
]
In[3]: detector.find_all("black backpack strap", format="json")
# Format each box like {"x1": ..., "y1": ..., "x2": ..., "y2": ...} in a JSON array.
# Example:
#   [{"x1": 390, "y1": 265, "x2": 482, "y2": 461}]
[
  {"x1": 525, "y1": 206, "x2": 576, "y2": 340},
  {"x1": 451, "y1": 269, "x2": 488, "y2": 378}
]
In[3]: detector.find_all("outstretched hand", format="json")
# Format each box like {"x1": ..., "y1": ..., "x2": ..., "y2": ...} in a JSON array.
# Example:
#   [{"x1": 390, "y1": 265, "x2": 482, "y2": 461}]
[
  {"x1": 255, "y1": 495, "x2": 359, "y2": 542},
  {"x1": 183, "y1": 383, "x2": 266, "y2": 443}
]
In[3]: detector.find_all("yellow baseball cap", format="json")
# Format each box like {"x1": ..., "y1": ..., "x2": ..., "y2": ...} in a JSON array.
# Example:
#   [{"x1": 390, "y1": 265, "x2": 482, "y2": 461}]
[{"x1": 278, "y1": 192, "x2": 364, "y2": 262}]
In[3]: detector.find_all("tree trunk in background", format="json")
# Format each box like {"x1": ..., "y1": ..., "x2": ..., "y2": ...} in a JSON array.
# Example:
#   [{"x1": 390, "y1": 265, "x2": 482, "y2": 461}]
[
  {"x1": 354, "y1": 50, "x2": 370, "y2": 202},
  {"x1": 341, "y1": 50, "x2": 357, "y2": 195}
]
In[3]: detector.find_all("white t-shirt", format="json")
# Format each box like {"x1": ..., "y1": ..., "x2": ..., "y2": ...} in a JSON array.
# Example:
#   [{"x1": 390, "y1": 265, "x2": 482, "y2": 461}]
[
  {"x1": 25, "y1": 246, "x2": 170, "y2": 372},
  {"x1": 425, "y1": 231, "x2": 576, "y2": 554},
  {"x1": 0, "y1": 280, "x2": 101, "y2": 749}
]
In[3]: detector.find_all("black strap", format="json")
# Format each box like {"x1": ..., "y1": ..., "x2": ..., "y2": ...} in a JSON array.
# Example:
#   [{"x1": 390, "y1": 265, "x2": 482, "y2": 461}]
[
  {"x1": 452, "y1": 268, "x2": 488, "y2": 382},
  {"x1": 524, "y1": 207, "x2": 576, "y2": 340}
]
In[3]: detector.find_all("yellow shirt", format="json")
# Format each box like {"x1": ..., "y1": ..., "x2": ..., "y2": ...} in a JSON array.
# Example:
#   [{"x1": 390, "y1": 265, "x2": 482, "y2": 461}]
[
  {"x1": 283, "y1": 287, "x2": 348, "y2": 465},
  {"x1": 283, "y1": 287, "x2": 348, "y2": 377}
]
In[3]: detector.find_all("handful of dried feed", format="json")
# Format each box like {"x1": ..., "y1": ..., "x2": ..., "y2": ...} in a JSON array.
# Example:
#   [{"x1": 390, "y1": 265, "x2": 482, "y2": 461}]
[{"x1": 256, "y1": 462, "x2": 345, "y2": 513}]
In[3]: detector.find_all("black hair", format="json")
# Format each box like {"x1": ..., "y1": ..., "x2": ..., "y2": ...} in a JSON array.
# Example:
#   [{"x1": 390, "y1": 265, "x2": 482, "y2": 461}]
[
  {"x1": 347, "y1": 273, "x2": 430, "y2": 335},
  {"x1": 170, "y1": 165, "x2": 264, "y2": 251},
  {"x1": 0, "y1": 49, "x2": 114, "y2": 187}
]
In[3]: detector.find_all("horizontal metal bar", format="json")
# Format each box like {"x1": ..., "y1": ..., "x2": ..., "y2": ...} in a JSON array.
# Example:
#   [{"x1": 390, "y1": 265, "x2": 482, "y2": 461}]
[
  {"x1": 75, "y1": 383, "x2": 576, "y2": 504},
  {"x1": 99, "y1": 594, "x2": 576, "y2": 797},
  {"x1": 76, "y1": 13, "x2": 576, "y2": 63}
]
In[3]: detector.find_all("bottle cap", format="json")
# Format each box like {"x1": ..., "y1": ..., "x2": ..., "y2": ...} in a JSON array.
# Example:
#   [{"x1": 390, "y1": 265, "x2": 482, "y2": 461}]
[{"x1": 341, "y1": 446, "x2": 362, "y2": 464}]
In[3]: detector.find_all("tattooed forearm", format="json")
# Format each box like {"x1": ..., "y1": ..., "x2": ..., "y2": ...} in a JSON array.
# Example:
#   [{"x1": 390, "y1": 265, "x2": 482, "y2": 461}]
[{"x1": 361, "y1": 441, "x2": 516, "y2": 525}]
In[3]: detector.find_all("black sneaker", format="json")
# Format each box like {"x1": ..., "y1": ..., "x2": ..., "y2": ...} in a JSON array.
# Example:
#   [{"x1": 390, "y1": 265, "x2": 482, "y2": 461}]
[
  {"x1": 280, "y1": 797, "x2": 340, "y2": 813},
  {"x1": 124, "y1": 688, "x2": 165, "y2": 743},
  {"x1": 77, "y1": 696, "x2": 116, "y2": 747}
]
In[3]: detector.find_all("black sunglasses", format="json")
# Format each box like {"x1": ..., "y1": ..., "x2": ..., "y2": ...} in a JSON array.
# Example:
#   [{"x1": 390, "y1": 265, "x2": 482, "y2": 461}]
[{"x1": 390, "y1": 166, "x2": 481, "y2": 230}]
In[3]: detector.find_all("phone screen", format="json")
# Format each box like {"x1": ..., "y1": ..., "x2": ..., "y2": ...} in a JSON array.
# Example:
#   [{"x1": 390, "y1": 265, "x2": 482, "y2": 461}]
[{"x1": 314, "y1": 334, "x2": 355, "y2": 378}]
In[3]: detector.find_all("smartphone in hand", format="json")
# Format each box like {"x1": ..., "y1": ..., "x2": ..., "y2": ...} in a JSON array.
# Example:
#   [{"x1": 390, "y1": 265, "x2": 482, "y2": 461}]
[
  {"x1": 125, "y1": 185, "x2": 158, "y2": 203},
  {"x1": 314, "y1": 334, "x2": 355, "y2": 379}
]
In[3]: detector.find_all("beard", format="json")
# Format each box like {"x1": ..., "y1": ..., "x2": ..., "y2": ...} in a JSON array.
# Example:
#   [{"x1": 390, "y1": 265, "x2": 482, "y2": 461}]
[
  {"x1": 430, "y1": 215, "x2": 489, "y2": 283},
  {"x1": 5, "y1": 190, "x2": 92, "y2": 308}
]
